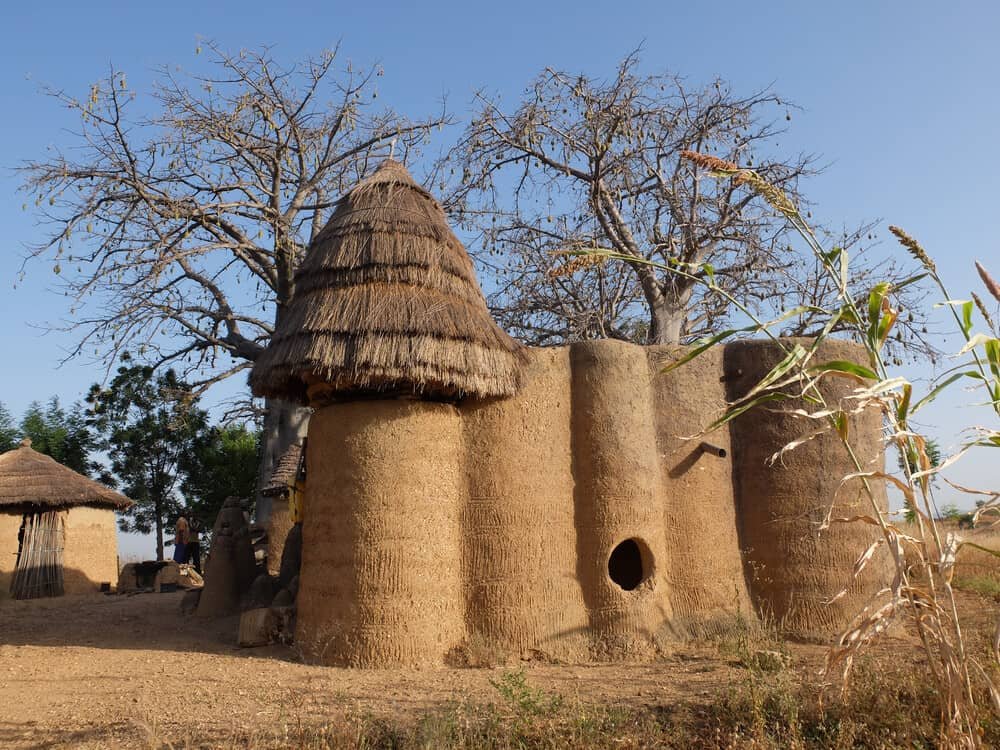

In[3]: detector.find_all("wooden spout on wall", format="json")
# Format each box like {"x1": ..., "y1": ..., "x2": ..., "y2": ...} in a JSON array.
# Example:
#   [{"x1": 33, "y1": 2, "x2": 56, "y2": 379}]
[{"x1": 699, "y1": 442, "x2": 728, "y2": 459}]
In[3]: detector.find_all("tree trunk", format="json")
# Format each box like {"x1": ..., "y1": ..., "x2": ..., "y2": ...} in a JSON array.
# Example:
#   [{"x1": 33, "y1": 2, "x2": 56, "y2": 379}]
[
  {"x1": 632, "y1": 261, "x2": 691, "y2": 346},
  {"x1": 643, "y1": 280, "x2": 691, "y2": 346},
  {"x1": 255, "y1": 397, "x2": 310, "y2": 524},
  {"x1": 647, "y1": 298, "x2": 687, "y2": 345},
  {"x1": 155, "y1": 502, "x2": 164, "y2": 562}
]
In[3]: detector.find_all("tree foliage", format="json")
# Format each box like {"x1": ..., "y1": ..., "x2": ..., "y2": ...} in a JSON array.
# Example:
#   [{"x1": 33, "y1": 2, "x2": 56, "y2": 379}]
[
  {"x1": 87, "y1": 358, "x2": 207, "y2": 560},
  {"x1": 0, "y1": 403, "x2": 18, "y2": 454},
  {"x1": 180, "y1": 423, "x2": 259, "y2": 528},
  {"x1": 18, "y1": 397, "x2": 98, "y2": 476},
  {"x1": 447, "y1": 52, "x2": 930, "y2": 354}
]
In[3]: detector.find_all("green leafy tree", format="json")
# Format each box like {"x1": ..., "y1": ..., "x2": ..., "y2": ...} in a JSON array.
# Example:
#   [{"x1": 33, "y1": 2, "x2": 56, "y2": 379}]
[
  {"x1": 87, "y1": 357, "x2": 208, "y2": 560},
  {"x1": 0, "y1": 403, "x2": 18, "y2": 453},
  {"x1": 897, "y1": 438, "x2": 943, "y2": 522},
  {"x1": 19, "y1": 397, "x2": 96, "y2": 475},
  {"x1": 180, "y1": 424, "x2": 259, "y2": 529}
]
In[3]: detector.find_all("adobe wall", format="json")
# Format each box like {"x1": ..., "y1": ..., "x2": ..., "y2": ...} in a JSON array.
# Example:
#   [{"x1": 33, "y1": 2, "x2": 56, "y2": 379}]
[
  {"x1": 62, "y1": 506, "x2": 120, "y2": 594},
  {"x1": 266, "y1": 498, "x2": 293, "y2": 577},
  {"x1": 0, "y1": 511, "x2": 22, "y2": 598},
  {"x1": 298, "y1": 339, "x2": 889, "y2": 666},
  {"x1": 297, "y1": 401, "x2": 466, "y2": 666},
  {"x1": 647, "y1": 345, "x2": 755, "y2": 633},
  {"x1": 725, "y1": 340, "x2": 892, "y2": 638},
  {"x1": 461, "y1": 347, "x2": 590, "y2": 662}
]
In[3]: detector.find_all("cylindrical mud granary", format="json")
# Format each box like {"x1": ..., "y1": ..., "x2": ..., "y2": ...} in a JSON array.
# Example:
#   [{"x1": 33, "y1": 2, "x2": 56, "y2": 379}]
[
  {"x1": 461, "y1": 347, "x2": 589, "y2": 662},
  {"x1": 296, "y1": 401, "x2": 466, "y2": 666},
  {"x1": 570, "y1": 340, "x2": 672, "y2": 659},
  {"x1": 647, "y1": 345, "x2": 753, "y2": 635},
  {"x1": 725, "y1": 338, "x2": 892, "y2": 639}
]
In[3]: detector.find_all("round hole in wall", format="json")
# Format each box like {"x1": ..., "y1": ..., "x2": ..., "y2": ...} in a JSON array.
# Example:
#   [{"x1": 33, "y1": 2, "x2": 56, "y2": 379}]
[{"x1": 608, "y1": 538, "x2": 649, "y2": 591}]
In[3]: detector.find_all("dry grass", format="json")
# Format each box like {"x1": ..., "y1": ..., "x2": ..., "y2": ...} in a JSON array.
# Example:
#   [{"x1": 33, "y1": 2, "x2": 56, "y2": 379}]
[{"x1": 142, "y1": 654, "x2": 1000, "y2": 749}]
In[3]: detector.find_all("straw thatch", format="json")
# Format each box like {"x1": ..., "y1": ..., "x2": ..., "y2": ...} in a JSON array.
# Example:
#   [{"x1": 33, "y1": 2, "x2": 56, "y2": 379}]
[
  {"x1": 250, "y1": 159, "x2": 523, "y2": 404},
  {"x1": 262, "y1": 443, "x2": 303, "y2": 498},
  {"x1": 0, "y1": 439, "x2": 131, "y2": 510}
]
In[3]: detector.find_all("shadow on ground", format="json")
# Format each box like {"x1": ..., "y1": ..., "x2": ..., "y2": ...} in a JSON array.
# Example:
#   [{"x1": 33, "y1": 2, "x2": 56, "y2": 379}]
[{"x1": 0, "y1": 589, "x2": 296, "y2": 662}]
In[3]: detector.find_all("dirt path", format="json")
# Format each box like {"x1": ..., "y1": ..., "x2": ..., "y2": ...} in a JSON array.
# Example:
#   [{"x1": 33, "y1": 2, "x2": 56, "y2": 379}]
[
  {"x1": 3, "y1": 589, "x2": 995, "y2": 748},
  {"x1": 0, "y1": 592, "x2": 762, "y2": 748}
]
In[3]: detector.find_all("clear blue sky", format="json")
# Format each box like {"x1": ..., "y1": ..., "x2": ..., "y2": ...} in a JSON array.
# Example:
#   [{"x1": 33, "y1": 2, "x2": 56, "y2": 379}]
[{"x1": 1, "y1": 2, "x2": 998, "y2": 556}]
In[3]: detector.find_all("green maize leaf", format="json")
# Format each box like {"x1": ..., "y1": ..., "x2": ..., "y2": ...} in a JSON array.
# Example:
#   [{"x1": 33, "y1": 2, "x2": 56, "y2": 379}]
[
  {"x1": 986, "y1": 338, "x2": 1000, "y2": 380},
  {"x1": 838, "y1": 304, "x2": 860, "y2": 326},
  {"x1": 877, "y1": 308, "x2": 899, "y2": 349},
  {"x1": 897, "y1": 382, "x2": 912, "y2": 425},
  {"x1": 962, "y1": 301, "x2": 974, "y2": 337},
  {"x1": 705, "y1": 392, "x2": 789, "y2": 432},
  {"x1": 660, "y1": 326, "x2": 756, "y2": 374},
  {"x1": 808, "y1": 360, "x2": 879, "y2": 381},
  {"x1": 911, "y1": 370, "x2": 985, "y2": 416},
  {"x1": 834, "y1": 411, "x2": 849, "y2": 441},
  {"x1": 839, "y1": 248, "x2": 849, "y2": 297},
  {"x1": 742, "y1": 344, "x2": 808, "y2": 400},
  {"x1": 823, "y1": 246, "x2": 843, "y2": 265},
  {"x1": 866, "y1": 283, "x2": 892, "y2": 351},
  {"x1": 891, "y1": 272, "x2": 929, "y2": 291},
  {"x1": 660, "y1": 306, "x2": 821, "y2": 376}
]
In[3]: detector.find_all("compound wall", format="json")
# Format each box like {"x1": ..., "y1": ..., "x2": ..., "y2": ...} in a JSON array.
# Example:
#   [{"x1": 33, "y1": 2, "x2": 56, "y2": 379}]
[{"x1": 296, "y1": 339, "x2": 890, "y2": 665}]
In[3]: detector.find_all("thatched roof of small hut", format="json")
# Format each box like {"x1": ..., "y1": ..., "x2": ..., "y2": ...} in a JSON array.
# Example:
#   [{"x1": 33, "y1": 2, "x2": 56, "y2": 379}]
[
  {"x1": 261, "y1": 443, "x2": 303, "y2": 498},
  {"x1": 250, "y1": 159, "x2": 523, "y2": 404},
  {"x1": 0, "y1": 439, "x2": 132, "y2": 510}
]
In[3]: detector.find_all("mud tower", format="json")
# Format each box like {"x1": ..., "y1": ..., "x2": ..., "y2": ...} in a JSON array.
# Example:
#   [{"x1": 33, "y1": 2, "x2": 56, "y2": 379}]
[{"x1": 251, "y1": 160, "x2": 889, "y2": 666}]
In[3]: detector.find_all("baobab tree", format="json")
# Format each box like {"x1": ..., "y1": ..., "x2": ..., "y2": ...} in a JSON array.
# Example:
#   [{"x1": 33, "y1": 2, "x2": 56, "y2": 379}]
[
  {"x1": 447, "y1": 52, "x2": 930, "y2": 353},
  {"x1": 20, "y1": 43, "x2": 449, "y2": 518}
]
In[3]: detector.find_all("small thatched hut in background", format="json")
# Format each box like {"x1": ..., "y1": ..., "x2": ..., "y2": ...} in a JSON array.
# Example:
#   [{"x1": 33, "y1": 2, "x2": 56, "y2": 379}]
[{"x1": 0, "y1": 439, "x2": 130, "y2": 599}]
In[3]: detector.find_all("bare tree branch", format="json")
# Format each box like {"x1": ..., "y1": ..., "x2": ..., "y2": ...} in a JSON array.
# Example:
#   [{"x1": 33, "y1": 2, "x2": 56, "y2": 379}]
[
  {"x1": 20, "y1": 42, "x2": 451, "y2": 396},
  {"x1": 444, "y1": 53, "x2": 934, "y2": 357}
]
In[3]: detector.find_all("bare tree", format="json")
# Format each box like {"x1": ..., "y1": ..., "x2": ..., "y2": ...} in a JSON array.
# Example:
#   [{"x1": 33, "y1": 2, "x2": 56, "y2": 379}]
[
  {"x1": 20, "y1": 42, "x2": 449, "y2": 518},
  {"x1": 446, "y1": 52, "x2": 931, "y2": 353}
]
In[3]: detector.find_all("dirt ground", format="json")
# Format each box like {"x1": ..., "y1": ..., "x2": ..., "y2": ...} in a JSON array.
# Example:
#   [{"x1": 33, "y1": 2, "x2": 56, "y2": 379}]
[{"x1": 0, "y1": 588, "x2": 996, "y2": 749}]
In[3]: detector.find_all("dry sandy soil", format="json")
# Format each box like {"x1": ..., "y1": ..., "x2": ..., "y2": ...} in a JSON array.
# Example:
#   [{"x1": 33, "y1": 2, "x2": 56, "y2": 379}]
[{"x1": 0, "y1": 587, "x2": 996, "y2": 749}]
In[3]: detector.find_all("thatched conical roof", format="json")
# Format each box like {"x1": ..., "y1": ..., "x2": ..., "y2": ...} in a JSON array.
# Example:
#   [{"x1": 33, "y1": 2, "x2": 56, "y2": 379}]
[
  {"x1": 261, "y1": 443, "x2": 303, "y2": 498},
  {"x1": 250, "y1": 159, "x2": 523, "y2": 404},
  {"x1": 0, "y1": 439, "x2": 132, "y2": 510}
]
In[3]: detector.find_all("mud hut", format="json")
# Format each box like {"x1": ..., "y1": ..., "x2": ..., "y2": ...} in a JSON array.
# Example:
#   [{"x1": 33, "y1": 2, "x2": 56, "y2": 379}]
[
  {"x1": 261, "y1": 442, "x2": 304, "y2": 575},
  {"x1": 0, "y1": 439, "x2": 130, "y2": 599},
  {"x1": 251, "y1": 161, "x2": 890, "y2": 667}
]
